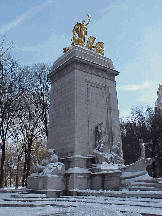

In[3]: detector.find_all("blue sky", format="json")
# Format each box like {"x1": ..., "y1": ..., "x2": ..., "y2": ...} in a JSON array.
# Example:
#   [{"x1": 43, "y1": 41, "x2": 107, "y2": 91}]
[{"x1": 0, "y1": 0, "x2": 162, "y2": 117}]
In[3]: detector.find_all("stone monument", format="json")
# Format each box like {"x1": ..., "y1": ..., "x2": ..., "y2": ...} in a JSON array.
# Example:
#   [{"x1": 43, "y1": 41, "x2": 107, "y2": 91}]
[
  {"x1": 28, "y1": 15, "x2": 124, "y2": 196},
  {"x1": 48, "y1": 15, "x2": 123, "y2": 192}
]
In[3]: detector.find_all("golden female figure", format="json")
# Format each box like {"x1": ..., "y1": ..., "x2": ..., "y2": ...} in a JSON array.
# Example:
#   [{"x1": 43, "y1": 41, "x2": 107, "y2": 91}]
[{"x1": 71, "y1": 14, "x2": 91, "y2": 47}]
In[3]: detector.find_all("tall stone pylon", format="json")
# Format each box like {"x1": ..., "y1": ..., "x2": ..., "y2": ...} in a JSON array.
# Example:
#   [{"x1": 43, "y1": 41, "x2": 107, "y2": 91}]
[{"x1": 48, "y1": 45, "x2": 122, "y2": 161}]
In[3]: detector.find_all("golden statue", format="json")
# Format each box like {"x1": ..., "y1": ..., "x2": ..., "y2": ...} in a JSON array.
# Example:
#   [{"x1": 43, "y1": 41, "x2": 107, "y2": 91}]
[
  {"x1": 86, "y1": 36, "x2": 104, "y2": 55},
  {"x1": 63, "y1": 15, "x2": 104, "y2": 56},
  {"x1": 71, "y1": 14, "x2": 91, "y2": 47}
]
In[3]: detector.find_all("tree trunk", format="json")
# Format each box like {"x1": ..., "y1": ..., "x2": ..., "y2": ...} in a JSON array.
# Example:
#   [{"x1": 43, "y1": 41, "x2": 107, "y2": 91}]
[
  {"x1": 22, "y1": 148, "x2": 27, "y2": 187},
  {"x1": 10, "y1": 167, "x2": 12, "y2": 187},
  {"x1": 5, "y1": 174, "x2": 7, "y2": 187},
  {"x1": 0, "y1": 138, "x2": 5, "y2": 188},
  {"x1": 26, "y1": 136, "x2": 33, "y2": 187},
  {"x1": 15, "y1": 161, "x2": 20, "y2": 189},
  {"x1": 151, "y1": 141, "x2": 156, "y2": 178}
]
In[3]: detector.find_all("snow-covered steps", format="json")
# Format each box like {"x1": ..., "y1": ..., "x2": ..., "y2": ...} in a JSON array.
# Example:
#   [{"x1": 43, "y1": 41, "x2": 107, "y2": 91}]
[
  {"x1": 10, "y1": 193, "x2": 46, "y2": 198},
  {"x1": 63, "y1": 195, "x2": 162, "y2": 215},
  {"x1": 1, "y1": 191, "x2": 162, "y2": 215},
  {"x1": 121, "y1": 171, "x2": 162, "y2": 192},
  {"x1": 76, "y1": 189, "x2": 162, "y2": 199},
  {"x1": 128, "y1": 180, "x2": 162, "y2": 191},
  {"x1": 134, "y1": 178, "x2": 162, "y2": 183},
  {"x1": 128, "y1": 186, "x2": 162, "y2": 191},
  {"x1": 131, "y1": 181, "x2": 162, "y2": 186},
  {"x1": 26, "y1": 188, "x2": 63, "y2": 197},
  {"x1": 0, "y1": 187, "x2": 26, "y2": 193}
]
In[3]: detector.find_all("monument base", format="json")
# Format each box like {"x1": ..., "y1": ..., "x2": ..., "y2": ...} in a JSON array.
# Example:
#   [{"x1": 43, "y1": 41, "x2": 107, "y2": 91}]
[
  {"x1": 91, "y1": 171, "x2": 121, "y2": 190},
  {"x1": 59, "y1": 155, "x2": 94, "y2": 170},
  {"x1": 61, "y1": 156, "x2": 122, "y2": 191},
  {"x1": 60, "y1": 156, "x2": 93, "y2": 193},
  {"x1": 27, "y1": 152, "x2": 123, "y2": 195},
  {"x1": 27, "y1": 151, "x2": 153, "y2": 197},
  {"x1": 27, "y1": 175, "x2": 65, "y2": 191},
  {"x1": 65, "y1": 167, "x2": 91, "y2": 192}
]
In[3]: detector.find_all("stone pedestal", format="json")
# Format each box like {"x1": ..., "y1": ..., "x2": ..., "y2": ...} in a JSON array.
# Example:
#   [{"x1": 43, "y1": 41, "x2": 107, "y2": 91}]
[
  {"x1": 27, "y1": 176, "x2": 40, "y2": 191},
  {"x1": 48, "y1": 45, "x2": 122, "y2": 159},
  {"x1": 91, "y1": 171, "x2": 121, "y2": 190},
  {"x1": 91, "y1": 172, "x2": 103, "y2": 190},
  {"x1": 60, "y1": 155, "x2": 94, "y2": 170},
  {"x1": 91, "y1": 162, "x2": 121, "y2": 190},
  {"x1": 103, "y1": 171, "x2": 121, "y2": 190},
  {"x1": 47, "y1": 46, "x2": 123, "y2": 191},
  {"x1": 65, "y1": 167, "x2": 91, "y2": 191},
  {"x1": 27, "y1": 175, "x2": 65, "y2": 191}
]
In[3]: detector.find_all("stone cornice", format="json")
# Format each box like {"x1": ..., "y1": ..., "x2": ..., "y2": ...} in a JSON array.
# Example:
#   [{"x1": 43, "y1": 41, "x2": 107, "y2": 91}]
[
  {"x1": 53, "y1": 46, "x2": 114, "y2": 70},
  {"x1": 48, "y1": 47, "x2": 120, "y2": 82}
]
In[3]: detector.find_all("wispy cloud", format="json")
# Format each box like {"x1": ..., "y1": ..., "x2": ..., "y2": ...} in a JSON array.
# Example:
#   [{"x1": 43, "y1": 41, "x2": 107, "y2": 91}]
[
  {"x1": 0, "y1": 14, "x2": 27, "y2": 36},
  {"x1": 119, "y1": 81, "x2": 153, "y2": 91},
  {"x1": 118, "y1": 81, "x2": 158, "y2": 117},
  {"x1": 0, "y1": 0, "x2": 51, "y2": 36}
]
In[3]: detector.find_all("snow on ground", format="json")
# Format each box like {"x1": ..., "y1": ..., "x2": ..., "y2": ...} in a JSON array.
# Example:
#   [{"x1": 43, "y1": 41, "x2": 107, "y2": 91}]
[
  {"x1": 0, "y1": 191, "x2": 143, "y2": 216},
  {"x1": 0, "y1": 193, "x2": 124, "y2": 216},
  {"x1": 1, "y1": 189, "x2": 162, "y2": 215}
]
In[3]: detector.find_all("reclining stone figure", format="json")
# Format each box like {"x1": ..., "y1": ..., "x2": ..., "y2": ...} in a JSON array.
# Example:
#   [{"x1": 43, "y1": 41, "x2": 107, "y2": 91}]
[{"x1": 35, "y1": 149, "x2": 65, "y2": 176}]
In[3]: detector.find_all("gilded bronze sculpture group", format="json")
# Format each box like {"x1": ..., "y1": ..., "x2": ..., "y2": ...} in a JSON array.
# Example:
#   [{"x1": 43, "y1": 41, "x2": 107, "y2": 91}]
[{"x1": 63, "y1": 14, "x2": 104, "y2": 56}]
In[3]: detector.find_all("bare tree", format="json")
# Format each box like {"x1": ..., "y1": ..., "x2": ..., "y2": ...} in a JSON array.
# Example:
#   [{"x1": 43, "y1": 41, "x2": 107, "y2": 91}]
[
  {"x1": 0, "y1": 37, "x2": 51, "y2": 188},
  {"x1": 18, "y1": 63, "x2": 51, "y2": 186},
  {"x1": 21, "y1": 63, "x2": 51, "y2": 137},
  {"x1": 0, "y1": 38, "x2": 23, "y2": 188},
  {"x1": 9, "y1": 120, "x2": 25, "y2": 188}
]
